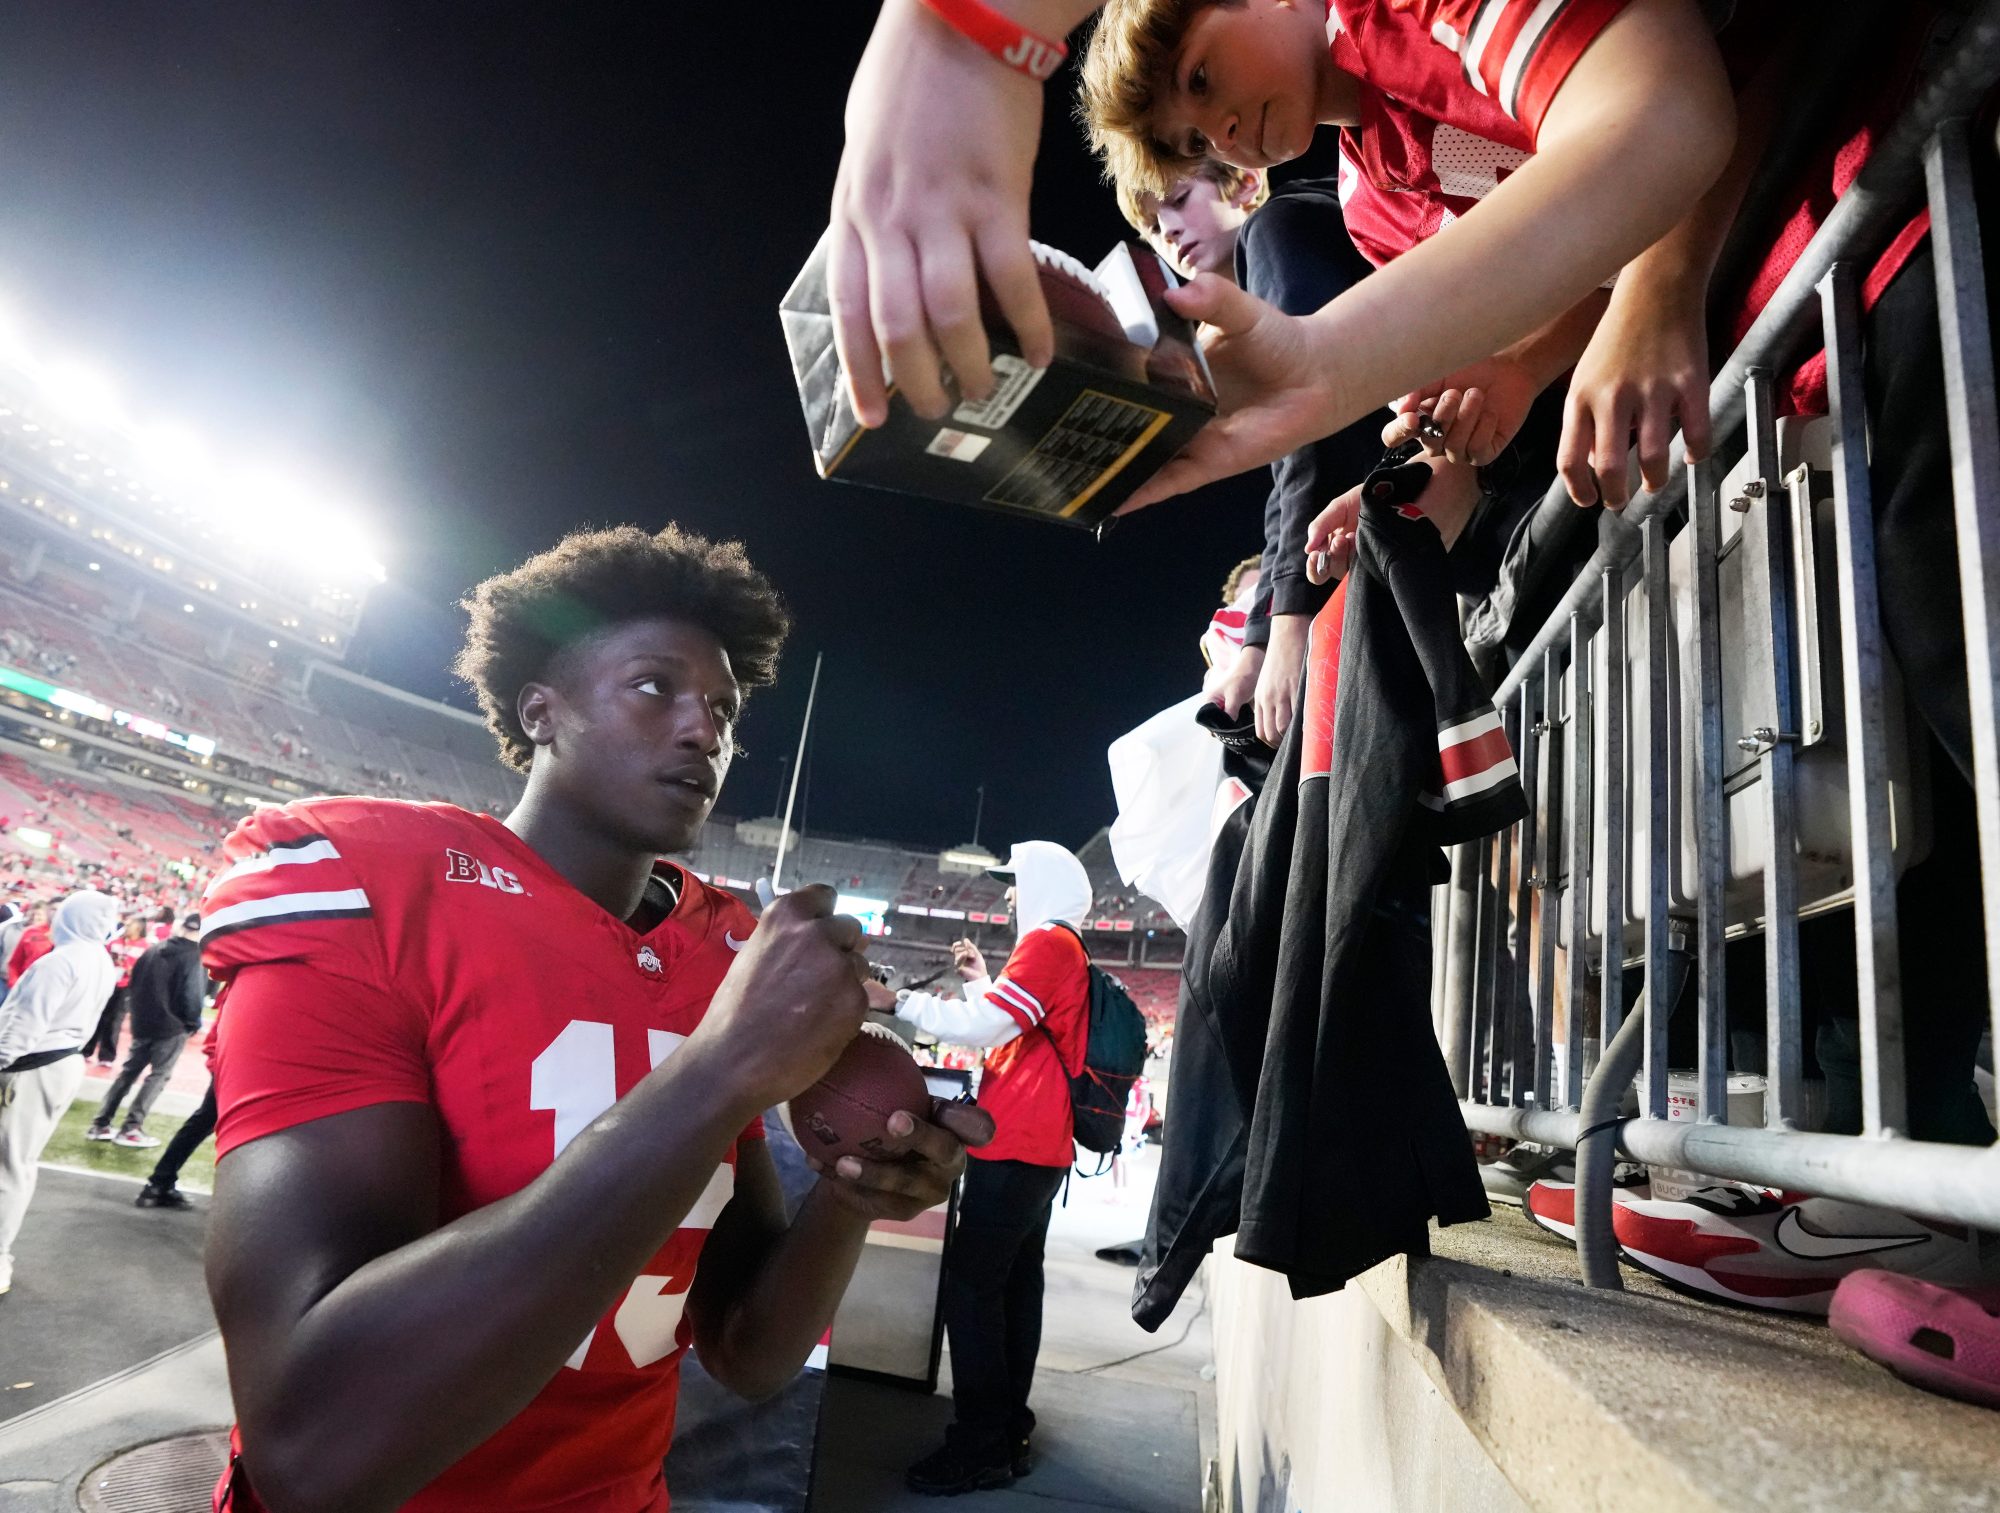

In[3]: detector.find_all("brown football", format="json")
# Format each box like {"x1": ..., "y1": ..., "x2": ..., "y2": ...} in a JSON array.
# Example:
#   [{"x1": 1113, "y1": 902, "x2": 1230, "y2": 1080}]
[{"x1": 787, "y1": 1021, "x2": 933, "y2": 1165}]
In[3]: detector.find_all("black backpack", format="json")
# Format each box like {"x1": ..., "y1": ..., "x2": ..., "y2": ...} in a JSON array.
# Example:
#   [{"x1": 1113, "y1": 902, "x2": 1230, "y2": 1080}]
[{"x1": 1049, "y1": 925, "x2": 1150, "y2": 1155}]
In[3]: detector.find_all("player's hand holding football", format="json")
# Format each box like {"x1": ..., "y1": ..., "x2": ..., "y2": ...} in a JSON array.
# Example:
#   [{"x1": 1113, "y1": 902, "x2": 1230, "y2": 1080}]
[
  {"x1": 690, "y1": 884, "x2": 868, "y2": 1111},
  {"x1": 810, "y1": 1100, "x2": 996, "y2": 1223}
]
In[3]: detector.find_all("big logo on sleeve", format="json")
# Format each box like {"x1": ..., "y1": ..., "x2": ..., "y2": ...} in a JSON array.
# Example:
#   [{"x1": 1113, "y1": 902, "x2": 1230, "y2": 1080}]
[{"x1": 443, "y1": 847, "x2": 528, "y2": 895}]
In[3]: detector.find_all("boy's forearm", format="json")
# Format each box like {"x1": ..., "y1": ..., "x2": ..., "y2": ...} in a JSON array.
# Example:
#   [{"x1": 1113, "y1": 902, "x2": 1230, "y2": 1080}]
[
  {"x1": 1299, "y1": 101, "x2": 1729, "y2": 432},
  {"x1": 234, "y1": 1045, "x2": 765, "y2": 1513},
  {"x1": 978, "y1": 0, "x2": 1099, "y2": 31},
  {"x1": 1624, "y1": 15, "x2": 1785, "y2": 307},
  {"x1": 1500, "y1": 289, "x2": 1610, "y2": 391}
]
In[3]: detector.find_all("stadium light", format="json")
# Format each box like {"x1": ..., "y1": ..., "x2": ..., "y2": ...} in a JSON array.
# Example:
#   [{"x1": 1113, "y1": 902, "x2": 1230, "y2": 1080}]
[
  {"x1": 214, "y1": 463, "x2": 387, "y2": 584},
  {"x1": 0, "y1": 300, "x2": 36, "y2": 375},
  {"x1": 140, "y1": 421, "x2": 211, "y2": 489},
  {"x1": 0, "y1": 293, "x2": 391, "y2": 590},
  {"x1": 39, "y1": 357, "x2": 125, "y2": 429}
]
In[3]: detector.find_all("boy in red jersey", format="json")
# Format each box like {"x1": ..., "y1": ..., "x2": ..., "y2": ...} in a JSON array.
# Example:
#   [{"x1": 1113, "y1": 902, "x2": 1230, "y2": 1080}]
[
  {"x1": 1080, "y1": 0, "x2": 1750, "y2": 511},
  {"x1": 200, "y1": 525, "x2": 991, "y2": 1513},
  {"x1": 880, "y1": 840, "x2": 1092, "y2": 1495}
]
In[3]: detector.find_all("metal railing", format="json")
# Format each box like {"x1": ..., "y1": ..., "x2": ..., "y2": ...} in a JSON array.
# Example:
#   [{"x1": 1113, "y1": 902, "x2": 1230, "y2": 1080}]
[{"x1": 1435, "y1": 5, "x2": 2000, "y2": 1289}]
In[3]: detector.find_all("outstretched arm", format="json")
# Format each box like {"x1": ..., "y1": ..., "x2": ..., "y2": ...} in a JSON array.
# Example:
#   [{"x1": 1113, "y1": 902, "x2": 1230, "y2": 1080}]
[
  {"x1": 1126, "y1": 0, "x2": 1734, "y2": 509},
  {"x1": 831, "y1": 0, "x2": 1100, "y2": 427}
]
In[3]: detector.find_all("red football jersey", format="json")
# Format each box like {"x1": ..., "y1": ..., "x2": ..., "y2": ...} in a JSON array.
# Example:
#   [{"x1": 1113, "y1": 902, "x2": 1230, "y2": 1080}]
[
  {"x1": 972, "y1": 923, "x2": 1088, "y2": 1168},
  {"x1": 1328, "y1": 0, "x2": 1622, "y2": 267},
  {"x1": 202, "y1": 797, "x2": 762, "y2": 1513}
]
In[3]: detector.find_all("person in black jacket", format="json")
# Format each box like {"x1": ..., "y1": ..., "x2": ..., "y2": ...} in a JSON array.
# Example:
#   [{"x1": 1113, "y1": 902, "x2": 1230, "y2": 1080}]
[
  {"x1": 85, "y1": 911, "x2": 207, "y2": 1149},
  {"x1": 1113, "y1": 154, "x2": 1381, "y2": 750}
]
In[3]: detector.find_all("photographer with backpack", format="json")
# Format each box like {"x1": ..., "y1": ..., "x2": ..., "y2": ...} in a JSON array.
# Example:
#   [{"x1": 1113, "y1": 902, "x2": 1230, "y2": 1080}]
[{"x1": 874, "y1": 839, "x2": 1143, "y2": 1496}]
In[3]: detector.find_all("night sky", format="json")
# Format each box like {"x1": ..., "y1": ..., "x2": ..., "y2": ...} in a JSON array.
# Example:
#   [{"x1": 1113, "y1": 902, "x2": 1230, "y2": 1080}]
[{"x1": 0, "y1": 6, "x2": 1335, "y2": 850}]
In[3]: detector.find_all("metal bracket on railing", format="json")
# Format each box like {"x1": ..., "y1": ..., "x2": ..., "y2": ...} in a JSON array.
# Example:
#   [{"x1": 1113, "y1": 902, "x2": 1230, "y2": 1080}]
[
  {"x1": 1728, "y1": 478, "x2": 1768, "y2": 513},
  {"x1": 1735, "y1": 726, "x2": 1800, "y2": 755}
]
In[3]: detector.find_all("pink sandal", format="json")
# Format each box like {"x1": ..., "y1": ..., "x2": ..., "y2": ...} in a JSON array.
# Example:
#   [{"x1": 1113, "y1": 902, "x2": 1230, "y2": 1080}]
[{"x1": 1829, "y1": 1269, "x2": 2000, "y2": 1410}]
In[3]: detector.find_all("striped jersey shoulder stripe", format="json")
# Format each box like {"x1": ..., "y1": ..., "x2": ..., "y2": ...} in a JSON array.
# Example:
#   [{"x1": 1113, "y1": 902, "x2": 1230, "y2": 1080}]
[
  {"x1": 201, "y1": 887, "x2": 374, "y2": 944},
  {"x1": 982, "y1": 985, "x2": 1038, "y2": 1034},
  {"x1": 208, "y1": 834, "x2": 345, "y2": 892},
  {"x1": 1496, "y1": 0, "x2": 1575, "y2": 121},
  {"x1": 990, "y1": 976, "x2": 1046, "y2": 1023},
  {"x1": 1431, "y1": 0, "x2": 1589, "y2": 125}
]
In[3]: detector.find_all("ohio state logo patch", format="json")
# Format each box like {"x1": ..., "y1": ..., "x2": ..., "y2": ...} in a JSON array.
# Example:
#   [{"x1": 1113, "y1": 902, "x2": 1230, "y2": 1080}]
[{"x1": 636, "y1": 945, "x2": 663, "y2": 975}]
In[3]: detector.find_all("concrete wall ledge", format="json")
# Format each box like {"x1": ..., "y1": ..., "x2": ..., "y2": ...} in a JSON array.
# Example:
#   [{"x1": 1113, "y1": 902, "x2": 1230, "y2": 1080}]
[{"x1": 1344, "y1": 1211, "x2": 2000, "y2": 1513}]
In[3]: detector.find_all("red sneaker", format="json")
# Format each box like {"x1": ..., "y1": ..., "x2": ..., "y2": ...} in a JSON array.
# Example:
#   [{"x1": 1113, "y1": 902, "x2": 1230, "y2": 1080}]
[
  {"x1": 1612, "y1": 1188, "x2": 1997, "y2": 1316},
  {"x1": 1521, "y1": 1173, "x2": 1648, "y2": 1243}
]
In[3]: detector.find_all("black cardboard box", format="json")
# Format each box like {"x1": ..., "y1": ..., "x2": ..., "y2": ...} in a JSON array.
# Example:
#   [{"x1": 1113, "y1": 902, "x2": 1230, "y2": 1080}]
[{"x1": 780, "y1": 234, "x2": 1214, "y2": 532}]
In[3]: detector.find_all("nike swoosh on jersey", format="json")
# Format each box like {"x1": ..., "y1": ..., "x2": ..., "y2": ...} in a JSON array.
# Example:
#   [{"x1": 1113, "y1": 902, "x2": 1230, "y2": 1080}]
[
  {"x1": 724, "y1": 932, "x2": 748, "y2": 952},
  {"x1": 1771, "y1": 1207, "x2": 1932, "y2": 1261}
]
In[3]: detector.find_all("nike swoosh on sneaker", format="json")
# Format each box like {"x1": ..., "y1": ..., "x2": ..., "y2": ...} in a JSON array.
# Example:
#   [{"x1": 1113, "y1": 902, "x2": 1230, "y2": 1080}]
[
  {"x1": 1772, "y1": 1207, "x2": 1933, "y2": 1261},
  {"x1": 724, "y1": 932, "x2": 748, "y2": 952}
]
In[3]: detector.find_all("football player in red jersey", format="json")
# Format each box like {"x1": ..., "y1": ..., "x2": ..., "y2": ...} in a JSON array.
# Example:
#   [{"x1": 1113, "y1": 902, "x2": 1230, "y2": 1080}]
[{"x1": 200, "y1": 524, "x2": 993, "y2": 1513}]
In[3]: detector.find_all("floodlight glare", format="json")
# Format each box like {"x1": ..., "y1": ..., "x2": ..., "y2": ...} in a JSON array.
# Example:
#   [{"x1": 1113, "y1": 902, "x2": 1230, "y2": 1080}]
[
  {"x1": 40, "y1": 358, "x2": 125, "y2": 428},
  {"x1": 218, "y1": 462, "x2": 386, "y2": 584},
  {"x1": 141, "y1": 421, "x2": 211, "y2": 489}
]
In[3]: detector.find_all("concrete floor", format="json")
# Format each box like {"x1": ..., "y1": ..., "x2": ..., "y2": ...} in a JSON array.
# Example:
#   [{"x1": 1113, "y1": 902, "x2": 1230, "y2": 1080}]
[{"x1": 812, "y1": 1147, "x2": 1213, "y2": 1513}]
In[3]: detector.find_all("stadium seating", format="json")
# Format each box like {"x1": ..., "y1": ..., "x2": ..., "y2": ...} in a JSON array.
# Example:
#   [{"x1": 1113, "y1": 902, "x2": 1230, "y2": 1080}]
[
  {"x1": 0, "y1": 746, "x2": 225, "y2": 922},
  {"x1": 1111, "y1": 966, "x2": 1181, "y2": 1023},
  {"x1": 0, "y1": 572, "x2": 517, "y2": 813}
]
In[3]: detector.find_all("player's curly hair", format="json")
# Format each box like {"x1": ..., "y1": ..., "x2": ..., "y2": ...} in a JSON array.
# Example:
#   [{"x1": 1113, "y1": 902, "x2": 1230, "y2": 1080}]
[{"x1": 454, "y1": 524, "x2": 791, "y2": 772}]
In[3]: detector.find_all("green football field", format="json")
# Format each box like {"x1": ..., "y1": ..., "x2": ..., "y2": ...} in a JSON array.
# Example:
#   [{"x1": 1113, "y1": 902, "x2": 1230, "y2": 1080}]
[{"x1": 40, "y1": 1094, "x2": 217, "y2": 1195}]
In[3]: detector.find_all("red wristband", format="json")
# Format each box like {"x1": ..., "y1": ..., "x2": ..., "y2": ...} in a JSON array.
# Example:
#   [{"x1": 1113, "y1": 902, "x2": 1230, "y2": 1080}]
[{"x1": 918, "y1": 0, "x2": 1069, "y2": 82}]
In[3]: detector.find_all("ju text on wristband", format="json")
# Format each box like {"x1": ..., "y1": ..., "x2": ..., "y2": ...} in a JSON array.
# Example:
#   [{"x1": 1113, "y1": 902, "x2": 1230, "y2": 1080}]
[{"x1": 917, "y1": 0, "x2": 1069, "y2": 82}]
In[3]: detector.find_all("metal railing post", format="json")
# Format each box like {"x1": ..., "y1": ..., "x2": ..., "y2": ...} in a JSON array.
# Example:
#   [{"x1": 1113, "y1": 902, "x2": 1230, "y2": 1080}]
[
  {"x1": 1471, "y1": 832, "x2": 1498, "y2": 1102},
  {"x1": 1819, "y1": 260, "x2": 1909, "y2": 1139},
  {"x1": 1599, "y1": 562, "x2": 1628, "y2": 1045},
  {"x1": 1534, "y1": 646, "x2": 1562, "y2": 1108},
  {"x1": 1508, "y1": 692, "x2": 1539, "y2": 1107},
  {"x1": 1740, "y1": 370, "x2": 1805, "y2": 1128},
  {"x1": 1440, "y1": 841, "x2": 1479, "y2": 1100},
  {"x1": 1924, "y1": 119, "x2": 2000, "y2": 1070},
  {"x1": 1690, "y1": 457, "x2": 1730, "y2": 1123},
  {"x1": 1642, "y1": 514, "x2": 1676, "y2": 1119},
  {"x1": 1564, "y1": 618, "x2": 1594, "y2": 1107}
]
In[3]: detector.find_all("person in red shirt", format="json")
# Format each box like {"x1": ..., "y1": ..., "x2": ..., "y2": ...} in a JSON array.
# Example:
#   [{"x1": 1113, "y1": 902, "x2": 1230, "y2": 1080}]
[
  {"x1": 82, "y1": 916, "x2": 150, "y2": 1068},
  {"x1": 5, "y1": 907, "x2": 53, "y2": 987},
  {"x1": 884, "y1": 840, "x2": 1091, "y2": 1495},
  {"x1": 199, "y1": 524, "x2": 992, "y2": 1513}
]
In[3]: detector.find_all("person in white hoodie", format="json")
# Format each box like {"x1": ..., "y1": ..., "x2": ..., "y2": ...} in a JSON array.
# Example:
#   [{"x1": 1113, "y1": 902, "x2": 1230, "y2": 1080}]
[
  {"x1": 878, "y1": 841, "x2": 1094, "y2": 1496},
  {"x1": 0, "y1": 888, "x2": 120, "y2": 1295}
]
